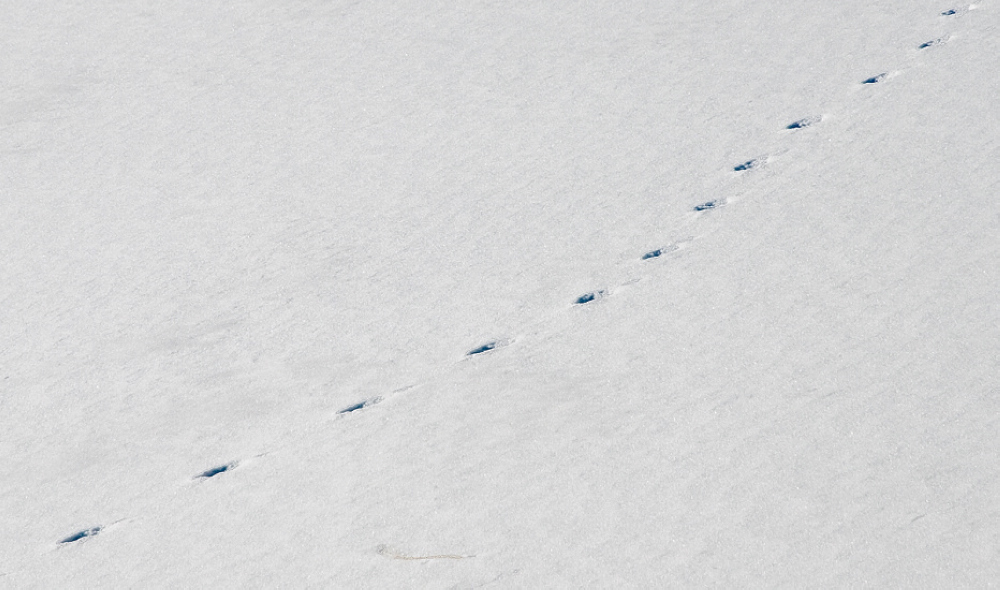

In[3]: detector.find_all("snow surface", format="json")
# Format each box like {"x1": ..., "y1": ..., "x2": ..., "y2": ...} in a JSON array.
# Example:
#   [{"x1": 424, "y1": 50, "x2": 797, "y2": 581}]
[{"x1": 2, "y1": 1, "x2": 999, "y2": 587}]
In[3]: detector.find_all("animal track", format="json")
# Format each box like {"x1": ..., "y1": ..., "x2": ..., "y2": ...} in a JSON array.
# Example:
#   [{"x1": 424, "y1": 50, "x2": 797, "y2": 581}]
[
  {"x1": 733, "y1": 158, "x2": 763, "y2": 172},
  {"x1": 694, "y1": 200, "x2": 724, "y2": 212},
  {"x1": 60, "y1": 527, "x2": 101, "y2": 544},
  {"x1": 574, "y1": 290, "x2": 606, "y2": 305},
  {"x1": 466, "y1": 338, "x2": 510, "y2": 356},
  {"x1": 60, "y1": 2, "x2": 980, "y2": 540},
  {"x1": 468, "y1": 342, "x2": 497, "y2": 355},
  {"x1": 641, "y1": 243, "x2": 682, "y2": 260},
  {"x1": 338, "y1": 397, "x2": 381, "y2": 414},
  {"x1": 197, "y1": 462, "x2": 236, "y2": 479},
  {"x1": 786, "y1": 115, "x2": 822, "y2": 130}
]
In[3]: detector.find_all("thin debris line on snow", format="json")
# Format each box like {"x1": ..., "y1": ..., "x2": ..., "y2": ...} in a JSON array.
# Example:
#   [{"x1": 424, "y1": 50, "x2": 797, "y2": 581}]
[{"x1": 376, "y1": 544, "x2": 474, "y2": 560}]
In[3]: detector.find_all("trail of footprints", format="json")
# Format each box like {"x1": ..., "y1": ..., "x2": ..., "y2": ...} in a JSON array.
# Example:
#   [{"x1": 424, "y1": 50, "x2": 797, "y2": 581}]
[{"x1": 55, "y1": 3, "x2": 983, "y2": 552}]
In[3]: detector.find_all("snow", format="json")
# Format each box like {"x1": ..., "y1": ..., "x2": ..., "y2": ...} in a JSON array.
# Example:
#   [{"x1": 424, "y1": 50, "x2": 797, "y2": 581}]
[{"x1": 2, "y1": 0, "x2": 998, "y2": 587}]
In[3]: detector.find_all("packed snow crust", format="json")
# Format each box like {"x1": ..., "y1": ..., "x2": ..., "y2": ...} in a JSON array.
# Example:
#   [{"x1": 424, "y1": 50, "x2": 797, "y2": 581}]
[{"x1": 2, "y1": 1, "x2": 998, "y2": 587}]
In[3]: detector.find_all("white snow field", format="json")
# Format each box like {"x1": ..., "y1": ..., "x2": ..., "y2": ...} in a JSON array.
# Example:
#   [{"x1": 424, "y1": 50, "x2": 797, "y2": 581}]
[{"x1": 2, "y1": 0, "x2": 999, "y2": 587}]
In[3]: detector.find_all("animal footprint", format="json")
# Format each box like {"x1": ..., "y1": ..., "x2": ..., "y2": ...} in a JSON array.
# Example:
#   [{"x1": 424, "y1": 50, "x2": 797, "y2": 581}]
[
  {"x1": 786, "y1": 115, "x2": 822, "y2": 130},
  {"x1": 693, "y1": 199, "x2": 724, "y2": 212},
  {"x1": 574, "y1": 290, "x2": 606, "y2": 305},
  {"x1": 641, "y1": 244, "x2": 679, "y2": 261},
  {"x1": 733, "y1": 158, "x2": 763, "y2": 172},
  {"x1": 60, "y1": 527, "x2": 101, "y2": 544},
  {"x1": 466, "y1": 338, "x2": 510, "y2": 357},
  {"x1": 919, "y1": 38, "x2": 946, "y2": 49},
  {"x1": 197, "y1": 462, "x2": 237, "y2": 479},
  {"x1": 641, "y1": 237, "x2": 692, "y2": 260},
  {"x1": 338, "y1": 397, "x2": 382, "y2": 414}
]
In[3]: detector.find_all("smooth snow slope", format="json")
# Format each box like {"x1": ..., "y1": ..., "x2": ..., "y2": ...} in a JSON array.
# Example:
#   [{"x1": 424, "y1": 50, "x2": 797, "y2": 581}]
[{"x1": 2, "y1": 1, "x2": 998, "y2": 587}]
